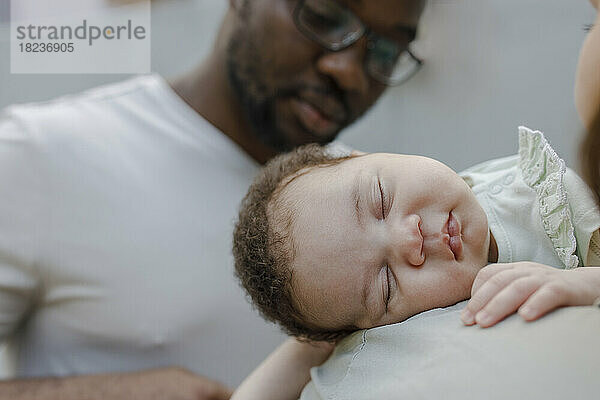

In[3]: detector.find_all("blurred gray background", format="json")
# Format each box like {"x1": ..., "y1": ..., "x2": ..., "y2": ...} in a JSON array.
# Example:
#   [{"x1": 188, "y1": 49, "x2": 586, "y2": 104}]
[
  {"x1": 0, "y1": 0, "x2": 596, "y2": 378},
  {"x1": 1, "y1": 0, "x2": 595, "y2": 171}
]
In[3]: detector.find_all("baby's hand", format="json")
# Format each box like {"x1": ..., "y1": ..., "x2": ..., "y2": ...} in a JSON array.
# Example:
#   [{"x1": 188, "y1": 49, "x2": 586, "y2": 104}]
[{"x1": 461, "y1": 263, "x2": 600, "y2": 328}]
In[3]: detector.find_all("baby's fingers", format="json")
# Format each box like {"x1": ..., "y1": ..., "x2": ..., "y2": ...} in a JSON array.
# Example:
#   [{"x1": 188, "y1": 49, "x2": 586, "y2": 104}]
[
  {"x1": 473, "y1": 277, "x2": 542, "y2": 328},
  {"x1": 462, "y1": 267, "x2": 530, "y2": 325},
  {"x1": 470, "y1": 263, "x2": 516, "y2": 296},
  {"x1": 517, "y1": 283, "x2": 570, "y2": 321}
]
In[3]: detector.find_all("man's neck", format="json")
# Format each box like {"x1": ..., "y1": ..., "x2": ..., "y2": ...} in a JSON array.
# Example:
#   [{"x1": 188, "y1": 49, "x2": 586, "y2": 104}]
[{"x1": 168, "y1": 56, "x2": 277, "y2": 165}]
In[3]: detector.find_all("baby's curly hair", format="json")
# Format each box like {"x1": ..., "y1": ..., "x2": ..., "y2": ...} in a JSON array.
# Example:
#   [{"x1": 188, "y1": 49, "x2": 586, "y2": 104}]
[{"x1": 233, "y1": 144, "x2": 356, "y2": 342}]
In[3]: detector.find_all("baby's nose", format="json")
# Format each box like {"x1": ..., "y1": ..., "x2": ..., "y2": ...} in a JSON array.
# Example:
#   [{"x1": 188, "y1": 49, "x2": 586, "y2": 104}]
[{"x1": 391, "y1": 214, "x2": 425, "y2": 266}]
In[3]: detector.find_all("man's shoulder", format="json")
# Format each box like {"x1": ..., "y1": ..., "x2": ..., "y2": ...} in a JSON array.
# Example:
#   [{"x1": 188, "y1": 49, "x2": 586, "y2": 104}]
[
  {"x1": 2, "y1": 74, "x2": 164, "y2": 124},
  {"x1": 0, "y1": 74, "x2": 178, "y2": 151}
]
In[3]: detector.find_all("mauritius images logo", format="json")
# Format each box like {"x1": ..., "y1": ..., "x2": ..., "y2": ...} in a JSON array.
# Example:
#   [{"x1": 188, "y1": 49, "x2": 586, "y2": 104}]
[{"x1": 11, "y1": 0, "x2": 151, "y2": 74}]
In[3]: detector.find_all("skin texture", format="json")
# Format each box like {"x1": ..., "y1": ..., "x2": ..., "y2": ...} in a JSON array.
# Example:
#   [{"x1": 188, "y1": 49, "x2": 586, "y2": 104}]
[
  {"x1": 463, "y1": 0, "x2": 600, "y2": 328},
  {"x1": 171, "y1": 0, "x2": 424, "y2": 163},
  {"x1": 278, "y1": 153, "x2": 491, "y2": 331}
]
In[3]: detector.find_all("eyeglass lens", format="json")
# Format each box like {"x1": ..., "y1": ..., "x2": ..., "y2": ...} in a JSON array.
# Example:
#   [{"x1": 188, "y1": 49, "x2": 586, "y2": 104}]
[{"x1": 295, "y1": 0, "x2": 422, "y2": 85}]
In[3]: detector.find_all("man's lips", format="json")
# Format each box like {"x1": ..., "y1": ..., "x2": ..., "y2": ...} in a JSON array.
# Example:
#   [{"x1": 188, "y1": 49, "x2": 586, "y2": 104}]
[
  {"x1": 444, "y1": 212, "x2": 463, "y2": 261},
  {"x1": 290, "y1": 97, "x2": 340, "y2": 138}
]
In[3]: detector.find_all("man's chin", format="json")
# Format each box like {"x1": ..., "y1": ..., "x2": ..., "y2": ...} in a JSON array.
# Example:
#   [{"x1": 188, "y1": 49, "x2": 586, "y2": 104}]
[
  {"x1": 286, "y1": 126, "x2": 342, "y2": 149},
  {"x1": 288, "y1": 97, "x2": 343, "y2": 139},
  {"x1": 253, "y1": 100, "x2": 347, "y2": 151}
]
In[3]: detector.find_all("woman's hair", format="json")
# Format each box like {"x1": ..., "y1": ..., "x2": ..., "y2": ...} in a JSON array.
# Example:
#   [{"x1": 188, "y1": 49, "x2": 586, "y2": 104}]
[
  {"x1": 580, "y1": 107, "x2": 600, "y2": 205},
  {"x1": 233, "y1": 144, "x2": 356, "y2": 342}
]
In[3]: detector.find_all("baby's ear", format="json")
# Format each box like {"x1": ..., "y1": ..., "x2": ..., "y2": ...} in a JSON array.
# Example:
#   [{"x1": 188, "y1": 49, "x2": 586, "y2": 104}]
[{"x1": 351, "y1": 150, "x2": 367, "y2": 156}]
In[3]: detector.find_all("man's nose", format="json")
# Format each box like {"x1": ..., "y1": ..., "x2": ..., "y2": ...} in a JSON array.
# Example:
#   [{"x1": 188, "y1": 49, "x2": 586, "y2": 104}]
[
  {"x1": 388, "y1": 214, "x2": 425, "y2": 267},
  {"x1": 316, "y1": 39, "x2": 370, "y2": 95}
]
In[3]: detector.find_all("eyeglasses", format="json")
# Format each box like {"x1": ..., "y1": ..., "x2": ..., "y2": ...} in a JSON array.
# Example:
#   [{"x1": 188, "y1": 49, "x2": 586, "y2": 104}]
[{"x1": 293, "y1": 0, "x2": 423, "y2": 86}]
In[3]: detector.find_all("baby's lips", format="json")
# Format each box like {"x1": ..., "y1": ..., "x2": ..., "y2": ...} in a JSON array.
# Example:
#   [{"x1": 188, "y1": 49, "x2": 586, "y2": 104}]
[
  {"x1": 448, "y1": 211, "x2": 461, "y2": 237},
  {"x1": 449, "y1": 235, "x2": 463, "y2": 260}
]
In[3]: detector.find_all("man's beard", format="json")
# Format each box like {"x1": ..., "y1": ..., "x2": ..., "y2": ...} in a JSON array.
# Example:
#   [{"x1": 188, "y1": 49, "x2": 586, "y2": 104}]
[
  {"x1": 226, "y1": 30, "x2": 346, "y2": 153},
  {"x1": 226, "y1": 32, "x2": 292, "y2": 152}
]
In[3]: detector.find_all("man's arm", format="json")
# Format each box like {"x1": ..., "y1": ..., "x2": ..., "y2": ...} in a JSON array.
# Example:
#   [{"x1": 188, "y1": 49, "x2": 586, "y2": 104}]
[
  {"x1": 0, "y1": 367, "x2": 232, "y2": 400},
  {"x1": 231, "y1": 338, "x2": 334, "y2": 400}
]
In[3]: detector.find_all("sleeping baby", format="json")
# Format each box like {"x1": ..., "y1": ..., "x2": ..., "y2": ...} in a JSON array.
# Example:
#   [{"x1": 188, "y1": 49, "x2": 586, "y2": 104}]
[{"x1": 233, "y1": 127, "x2": 600, "y2": 342}]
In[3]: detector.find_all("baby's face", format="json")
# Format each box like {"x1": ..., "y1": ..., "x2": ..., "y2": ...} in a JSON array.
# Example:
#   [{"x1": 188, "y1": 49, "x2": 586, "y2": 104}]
[
  {"x1": 575, "y1": 0, "x2": 600, "y2": 128},
  {"x1": 280, "y1": 153, "x2": 490, "y2": 331}
]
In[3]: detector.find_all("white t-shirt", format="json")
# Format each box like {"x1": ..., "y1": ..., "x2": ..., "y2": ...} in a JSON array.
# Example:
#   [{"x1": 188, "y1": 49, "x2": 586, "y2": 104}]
[{"x1": 0, "y1": 74, "x2": 286, "y2": 386}]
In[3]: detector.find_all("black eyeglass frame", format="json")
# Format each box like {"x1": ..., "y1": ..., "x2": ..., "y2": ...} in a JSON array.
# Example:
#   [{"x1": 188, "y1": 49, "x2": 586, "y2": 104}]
[{"x1": 292, "y1": 0, "x2": 423, "y2": 86}]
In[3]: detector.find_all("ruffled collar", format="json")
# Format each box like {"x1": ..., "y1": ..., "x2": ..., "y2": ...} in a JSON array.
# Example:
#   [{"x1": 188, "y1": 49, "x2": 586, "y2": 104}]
[{"x1": 517, "y1": 126, "x2": 579, "y2": 269}]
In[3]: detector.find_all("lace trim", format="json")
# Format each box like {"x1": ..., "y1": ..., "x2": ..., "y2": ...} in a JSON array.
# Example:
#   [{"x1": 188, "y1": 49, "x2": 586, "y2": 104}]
[{"x1": 518, "y1": 126, "x2": 579, "y2": 269}]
